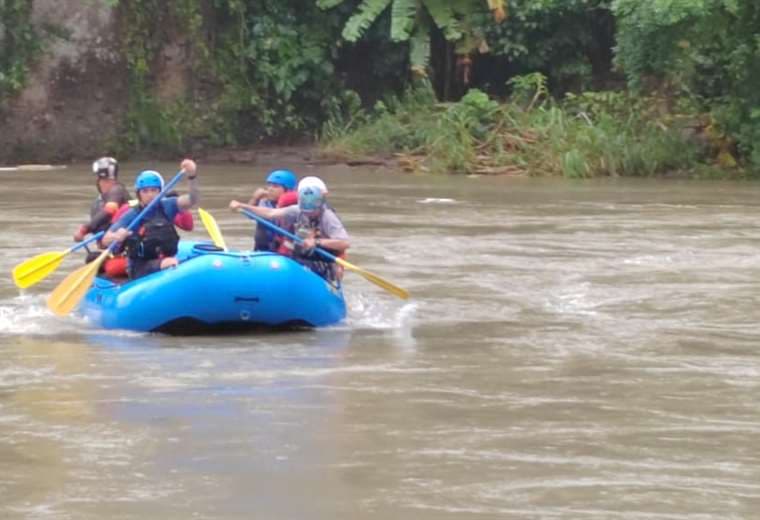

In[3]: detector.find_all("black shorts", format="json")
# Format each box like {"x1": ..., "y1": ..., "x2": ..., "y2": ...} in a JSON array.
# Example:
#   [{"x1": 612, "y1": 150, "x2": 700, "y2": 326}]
[{"x1": 128, "y1": 258, "x2": 163, "y2": 280}]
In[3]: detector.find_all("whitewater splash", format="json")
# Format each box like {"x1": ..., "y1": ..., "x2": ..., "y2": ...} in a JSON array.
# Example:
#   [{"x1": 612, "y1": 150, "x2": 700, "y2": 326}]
[
  {"x1": 345, "y1": 290, "x2": 418, "y2": 351},
  {"x1": 0, "y1": 293, "x2": 88, "y2": 336},
  {"x1": 1, "y1": 290, "x2": 417, "y2": 339}
]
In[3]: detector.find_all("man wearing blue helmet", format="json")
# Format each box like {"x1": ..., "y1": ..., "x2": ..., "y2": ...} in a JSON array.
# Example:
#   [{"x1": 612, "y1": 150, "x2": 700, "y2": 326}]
[
  {"x1": 246, "y1": 169, "x2": 298, "y2": 251},
  {"x1": 103, "y1": 159, "x2": 200, "y2": 279},
  {"x1": 230, "y1": 176, "x2": 349, "y2": 281}
]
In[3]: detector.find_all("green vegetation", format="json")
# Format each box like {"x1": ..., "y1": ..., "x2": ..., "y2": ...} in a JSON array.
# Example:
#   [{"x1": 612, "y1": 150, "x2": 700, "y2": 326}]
[
  {"x1": 613, "y1": 0, "x2": 760, "y2": 169},
  {"x1": 320, "y1": 0, "x2": 760, "y2": 176},
  {"x1": 316, "y1": 0, "x2": 506, "y2": 73},
  {"x1": 111, "y1": 0, "x2": 349, "y2": 156},
  {"x1": 321, "y1": 77, "x2": 701, "y2": 177},
  {"x1": 0, "y1": 0, "x2": 45, "y2": 101},
  {"x1": 1, "y1": 0, "x2": 758, "y2": 176}
]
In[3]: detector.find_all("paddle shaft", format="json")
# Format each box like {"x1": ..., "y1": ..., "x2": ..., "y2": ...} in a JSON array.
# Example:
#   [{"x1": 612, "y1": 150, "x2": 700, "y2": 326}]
[
  {"x1": 240, "y1": 208, "x2": 409, "y2": 300},
  {"x1": 240, "y1": 208, "x2": 340, "y2": 263},
  {"x1": 70, "y1": 231, "x2": 104, "y2": 254},
  {"x1": 18, "y1": 231, "x2": 103, "y2": 279},
  {"x1": 47, "y1": 171, "x2": 186, "y2": 316},
  {"x1": 12, "y1": 231, "x2": 109, "y2": 289}
]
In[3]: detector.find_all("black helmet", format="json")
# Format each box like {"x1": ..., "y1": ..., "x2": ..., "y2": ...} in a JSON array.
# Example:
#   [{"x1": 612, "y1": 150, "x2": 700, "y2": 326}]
[{"x1": 92, "y1": 157, "x2": 118, "y2": 180}]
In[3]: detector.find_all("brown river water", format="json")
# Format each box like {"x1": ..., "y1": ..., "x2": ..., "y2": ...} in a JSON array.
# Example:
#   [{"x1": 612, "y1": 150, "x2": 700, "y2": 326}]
[{"x1": 1, "y1": 159, "x2": 759, "y2": 519}]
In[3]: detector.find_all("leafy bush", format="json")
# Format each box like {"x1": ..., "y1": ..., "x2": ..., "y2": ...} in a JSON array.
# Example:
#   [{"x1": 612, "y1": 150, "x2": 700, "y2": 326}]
[
  {"x1": 614, "y1": 0, "x2": 760, "y2": 170},
  {"x1": 0, "y1": 1, "x2": 46, "y2": 101},
  {"x1": 320, "y1": 77, "x2": 699, "y2": 177}
]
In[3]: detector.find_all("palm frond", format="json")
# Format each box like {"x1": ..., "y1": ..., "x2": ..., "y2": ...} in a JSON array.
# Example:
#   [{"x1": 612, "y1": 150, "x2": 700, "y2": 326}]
[
  {"x1": 409, "y1": 15, "x2": 431, "y2": 74},
  {"x1": 390, "y1": 0, "x2": 419, "y2": 41},
  {"x1": 423, "y1": 0, "x2": 462, "y2": 41},
  {"x1": 342, "y1": 0, "x2": 393, "y2": 41},
  {"x1": 316, "y1": 0, "x2": 349, "y2": 9}
]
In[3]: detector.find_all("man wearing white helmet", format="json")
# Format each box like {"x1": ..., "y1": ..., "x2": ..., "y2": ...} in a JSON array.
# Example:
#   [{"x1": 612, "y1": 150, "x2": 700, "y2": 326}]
[
  {"x1": 230, "y1": 176, "x2": 349, "y2": 281},
  {"x1": 297, "y1": 176, "x2": 327, "y2": 194},
  {"x1": 71, "y1": 156, "x2": 131, "y2": 276},
  {"x1": 74, "y1": 156, "x2": 131, "y2": 244}
]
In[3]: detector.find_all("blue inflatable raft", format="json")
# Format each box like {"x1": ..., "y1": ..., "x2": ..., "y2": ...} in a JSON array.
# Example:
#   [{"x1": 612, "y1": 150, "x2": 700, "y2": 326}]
[{"x1": 80, "y1": 242, "x2": 346, "y2": 334}]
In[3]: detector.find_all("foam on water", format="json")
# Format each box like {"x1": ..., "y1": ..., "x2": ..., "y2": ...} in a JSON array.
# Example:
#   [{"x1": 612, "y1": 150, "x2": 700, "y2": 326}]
[
  {"x1": 417, "y1": 197, "x2": 457, "y2": 204},
  {"x1": 0, "y1": 293, "x2": 86, "y2": 335},
  {"x1": 0, "y1": 289, "x2": 416, "y2": 340},
  {"x1": 0, "y1": 292, "x2": 149, "y2": 339}
]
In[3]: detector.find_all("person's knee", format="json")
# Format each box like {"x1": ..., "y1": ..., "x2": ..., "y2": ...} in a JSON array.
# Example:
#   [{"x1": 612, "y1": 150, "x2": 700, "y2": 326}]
[
  {"x1": 104, "y1": 256, "x2": 127, "y2": 278},
  {"x1": 160, "y1": 257, "x2": 178, "y2": 270}
]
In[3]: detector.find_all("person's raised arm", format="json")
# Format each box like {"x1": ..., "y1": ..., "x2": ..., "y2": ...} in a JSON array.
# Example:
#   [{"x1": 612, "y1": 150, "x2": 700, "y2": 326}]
[
  {"x1": 248, "y1": 187, "x2": 268, "y2": 206},
  {"x1": 229, "y1": 200, "x2": 285, "y2": 220},
  {"x1": 177, "y1": 159, "x2": 199, "y2": 210}
]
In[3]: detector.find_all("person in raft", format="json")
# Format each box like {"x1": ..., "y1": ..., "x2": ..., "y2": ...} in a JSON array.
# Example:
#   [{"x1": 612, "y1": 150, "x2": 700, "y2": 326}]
[
  {"x1": 102, "y1": 159, "x2": 199, "y2": 280},
  {"x1": 110, "y1": 191, "x2": 195, "y2": 233},
  {"x1": 247, "y1": 169, "x2": 298, "y2": 252},
  {"x1": 229, "y1": 176, "x2": 349, "y2": 281},
  {"x1": 73, "y1": 157, "x2": 131, "y2": 276}
]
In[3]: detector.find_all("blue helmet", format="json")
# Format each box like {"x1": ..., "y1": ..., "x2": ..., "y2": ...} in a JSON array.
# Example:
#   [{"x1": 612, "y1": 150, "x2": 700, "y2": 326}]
[
  {"x1": 265, "y1": 169, "x2": 297, "y2": 191},
  {"x1": 298, "y1": 184, "x2": 326, "y2": 212},
  {"x1": 135, "y1": 170, "x2": 164, "y2": 192}
]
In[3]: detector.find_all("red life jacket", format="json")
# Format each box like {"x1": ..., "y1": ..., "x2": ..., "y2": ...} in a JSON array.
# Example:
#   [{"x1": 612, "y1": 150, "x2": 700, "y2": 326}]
[
  {"x1": 173, "y1": 210, "x2": 194, "y2": 231},
  {"x1": 269, "y1": 191, "x2": 298, "y2": 252},
  {"x1": 277, "y1": 191, "x2": 298, "y2": 208},
  {"x1": 103, "y1": 256, "x2": 128, "y2": 278},
  {"x1": 111, "y1": 202, "x2": 132, "y2": 223}
]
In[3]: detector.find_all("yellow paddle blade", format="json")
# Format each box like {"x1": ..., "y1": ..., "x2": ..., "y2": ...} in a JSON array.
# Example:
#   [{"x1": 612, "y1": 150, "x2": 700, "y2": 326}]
[
  {"x1": 47, "y1": 250, "x2": 108, "y2": 316},
  {"x1": 199, "y1": 208, "x2": 228, "y2": 251},
  {"x1": 12, "y1": 250, "x2": 66, "y2": 289},
  {"x1": 335, "y1": 257, "x2": 410, "y2": 300}
]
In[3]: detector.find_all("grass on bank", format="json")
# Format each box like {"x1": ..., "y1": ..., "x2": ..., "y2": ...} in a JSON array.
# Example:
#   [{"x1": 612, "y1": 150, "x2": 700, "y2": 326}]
[{"x1": 319, "y1": 76, "x2": 744, "y2": 178}]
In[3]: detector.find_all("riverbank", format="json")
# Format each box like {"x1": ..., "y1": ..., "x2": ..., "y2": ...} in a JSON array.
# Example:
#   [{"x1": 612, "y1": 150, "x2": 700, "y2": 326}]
[
  {"x1": 0, "y1": 145, "x2": 357, "y2": 183},
  {"x1": 318, "y1": 82, "x2": 752, "y2": 180},
  {"x1": 1, "y1": 97, "x2": 747, "y2": 182}
]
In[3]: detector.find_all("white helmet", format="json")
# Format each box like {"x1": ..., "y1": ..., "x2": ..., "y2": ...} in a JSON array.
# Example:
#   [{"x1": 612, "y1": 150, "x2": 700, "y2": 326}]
[
  {"x1": 92, "y1": 156, "x2": 118, "y2": 180},
  {"x1": 297, "y1": 176, "x2": 328, "y2": 195},
  {"x1": 298, "y1": 183, "x2": 326, "y2": 212}
]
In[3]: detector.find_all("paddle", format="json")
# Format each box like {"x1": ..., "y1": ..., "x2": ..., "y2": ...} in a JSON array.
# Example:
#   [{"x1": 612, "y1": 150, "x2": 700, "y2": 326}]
[
  {"x1": 12, "y1": 231, "x2": 105, "y2": 289},
  {"x1": 47, "y1": 171, "x2": 186, "y2": 316},
  {"x1": 198, "y1": 208, "x2": 228, "y2": 251},
  {"x1": 238, "y1": 208, "x2": 409, "y2": 300}
]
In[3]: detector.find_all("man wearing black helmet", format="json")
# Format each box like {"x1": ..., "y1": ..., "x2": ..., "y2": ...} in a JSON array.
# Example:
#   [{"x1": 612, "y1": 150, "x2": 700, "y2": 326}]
[{"x1": 74, "y1": 157, "x2": 131, "y2": 245}]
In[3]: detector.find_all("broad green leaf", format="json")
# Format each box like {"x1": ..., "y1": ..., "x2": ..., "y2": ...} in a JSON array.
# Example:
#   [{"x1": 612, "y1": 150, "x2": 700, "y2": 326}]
[
  {"x1": 342, "y1": 0, "x2": 393, "y2": 41},
  {"x1": 391, "y1": 0, "x2": 418, "y2": 41}
]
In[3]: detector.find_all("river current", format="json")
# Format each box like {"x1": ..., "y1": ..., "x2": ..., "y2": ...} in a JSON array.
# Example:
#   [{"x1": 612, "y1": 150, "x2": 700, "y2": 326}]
[{"x1": 1, "y1": 160, "x2": 759, "y2": 518}]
